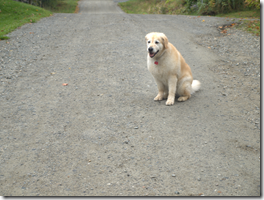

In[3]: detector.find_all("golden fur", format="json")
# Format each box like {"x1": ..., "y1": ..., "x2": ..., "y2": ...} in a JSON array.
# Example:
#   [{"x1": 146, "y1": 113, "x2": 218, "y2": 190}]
[{"x1": 145, "y1": 32, "x2": 201, "y2": 105}]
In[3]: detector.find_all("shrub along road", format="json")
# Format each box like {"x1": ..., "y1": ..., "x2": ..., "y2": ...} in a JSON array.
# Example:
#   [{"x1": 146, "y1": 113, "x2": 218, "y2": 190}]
[{"x1": 0, "y1": 0, "x2": 260, "y2": 196}]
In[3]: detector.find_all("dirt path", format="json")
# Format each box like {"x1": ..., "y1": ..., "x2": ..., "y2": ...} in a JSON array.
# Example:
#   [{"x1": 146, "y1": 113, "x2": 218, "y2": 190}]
[{"x1": 0, "y1": 0, "x2": 260, "y2": 196}]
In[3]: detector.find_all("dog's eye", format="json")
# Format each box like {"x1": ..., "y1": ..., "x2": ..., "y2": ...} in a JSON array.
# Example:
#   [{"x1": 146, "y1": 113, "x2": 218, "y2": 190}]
[
  {"x1": 155, "y1": 41, "x2": 159, "y2": 44},
  {"x1": 148, "y1": 41, "x2": 150, "y2": 43}
]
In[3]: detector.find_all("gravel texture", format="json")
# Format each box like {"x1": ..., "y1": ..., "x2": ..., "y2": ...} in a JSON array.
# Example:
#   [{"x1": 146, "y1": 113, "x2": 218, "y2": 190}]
[{"x1": 0, "y1": 0, "x2": 260, "y2": 196}]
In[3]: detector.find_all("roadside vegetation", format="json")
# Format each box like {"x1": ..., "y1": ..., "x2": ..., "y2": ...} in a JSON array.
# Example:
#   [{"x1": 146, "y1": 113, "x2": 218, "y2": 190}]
[
  {"x1": 41, "y1": 0, "x2": 79, "y2": 13},
  {"x1": 118, "y1": 0, "x2": 260, "y2": 35},
  {"x1": 0, "y1": 0, "x2": 52, "y2": 40},
  {"x1": 0, "y1": 0, "x2": 79, "y2": 40}
]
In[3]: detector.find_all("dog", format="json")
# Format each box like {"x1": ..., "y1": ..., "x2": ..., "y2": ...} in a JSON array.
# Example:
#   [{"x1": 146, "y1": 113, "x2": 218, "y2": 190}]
[{"x1": 145, "y1": 32, "x2": 201, "y2": 106}]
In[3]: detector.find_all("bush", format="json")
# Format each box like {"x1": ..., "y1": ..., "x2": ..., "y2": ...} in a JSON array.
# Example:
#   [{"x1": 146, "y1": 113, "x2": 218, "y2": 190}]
[
  {"x1": 41, "y1": 0, "x2": 58, "y2": 8},
  {"x1": 195, "y1": 0, "x2": 245, "y2": 15},
  {"x1": 245, "y1": 0, "x2": 260, "y2": 9}
]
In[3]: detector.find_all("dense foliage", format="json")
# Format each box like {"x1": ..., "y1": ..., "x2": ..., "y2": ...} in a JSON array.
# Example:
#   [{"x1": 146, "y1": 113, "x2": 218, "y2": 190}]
[
  {"x1": 186, "y1": 0, "x2": 260, "y2": 15},
  {"x1": 16, "y1": 0, "x2": 58, "y2": 8}
]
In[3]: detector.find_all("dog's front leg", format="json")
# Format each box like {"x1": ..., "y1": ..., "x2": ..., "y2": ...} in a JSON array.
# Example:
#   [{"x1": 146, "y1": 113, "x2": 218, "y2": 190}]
[
  {"x1": 166, "y1": 75, "x2": 177, "y2": 106},
  {"x1": 154, "y1": 78, "x2": 165, "y2": 101}
]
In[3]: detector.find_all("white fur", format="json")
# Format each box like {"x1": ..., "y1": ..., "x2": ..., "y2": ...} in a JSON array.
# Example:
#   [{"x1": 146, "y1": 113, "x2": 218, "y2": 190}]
[{"x1": 191, "y1": 80, "x2": 201, "y2": 94}]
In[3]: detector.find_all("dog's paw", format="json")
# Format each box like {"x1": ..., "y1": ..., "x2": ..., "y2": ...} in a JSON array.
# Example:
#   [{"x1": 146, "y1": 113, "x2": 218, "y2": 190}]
[
  {"x1": 178, "y1": 96, "x2": 188, "y2": 102},
  {"x1": 154, "y1": 94, "x2": 163, "y2": 101},
  {"x1": 166, "y1": 98, "x2": 174, "y2": 106}
]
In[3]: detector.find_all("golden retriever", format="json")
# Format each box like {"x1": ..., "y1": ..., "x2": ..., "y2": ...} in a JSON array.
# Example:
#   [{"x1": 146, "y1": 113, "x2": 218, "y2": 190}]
[{"x1": 145, "y1": 32, "x2": 201, "y2": 106}]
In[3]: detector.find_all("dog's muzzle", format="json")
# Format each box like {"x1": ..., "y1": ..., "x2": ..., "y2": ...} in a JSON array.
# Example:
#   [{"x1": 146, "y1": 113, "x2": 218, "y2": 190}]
[{"x1": 148, "y1": 47, "x2": 159, "y2": 58}]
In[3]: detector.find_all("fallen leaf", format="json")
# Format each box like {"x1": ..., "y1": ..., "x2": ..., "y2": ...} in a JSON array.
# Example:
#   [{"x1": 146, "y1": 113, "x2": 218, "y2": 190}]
[
  {"x1": 208, "y1": 47, "x2": 211, "y2": 49},
  {"x1": 62, "y1": 83, "x2": 68, "y2": 86},
  {"x1": 218, "y1": 191, "x2": 222, "y2": 193},
  {"x1": 202, "y1": 20, "x2": 205, "y2": 22},
  {"x1": 69, "y1": 67, "x2": 71, "y2": 69},
  {"x1": 29, "y1": 32, "x2": 33, "y2": 34},
  {"x1": 51, "y1": 72, "x2": 56, "y2": 75},
  {"x1": 218, "y1": 26, "x2": 222, "y2": 29}
]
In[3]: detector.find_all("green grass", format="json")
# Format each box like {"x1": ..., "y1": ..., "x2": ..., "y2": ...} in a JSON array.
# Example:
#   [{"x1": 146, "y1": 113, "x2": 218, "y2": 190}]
[
  {"x1": 118, "y1": 0, "x2": 192, "y2": 15},
  {"x1": 118, "y1": 0, "x2": 260, "y2": 36},
  {"x1": 215, "y1": 10, "x2": 260, "y2": 36},
  {"x1": 118, "y1": 0, "x2": 155, "y2": 14},
  {"x1": 0, "y1": 0, "x2": 52, "y2": 40},
  {"x1": 44, "y1": 0, "x2": 79, "y2": 13},
  {"x1": 215, "y1": 10, "x2": 260, "y2": 18},
  {"x1": 237, "y1": 19, "x2": 260, "y2": 36}
]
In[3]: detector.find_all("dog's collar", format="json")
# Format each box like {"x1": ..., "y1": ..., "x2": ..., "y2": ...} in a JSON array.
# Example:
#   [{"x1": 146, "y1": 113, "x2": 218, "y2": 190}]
[{"x1": 154, "y1": 61, "x2": 158, "y2": 65}]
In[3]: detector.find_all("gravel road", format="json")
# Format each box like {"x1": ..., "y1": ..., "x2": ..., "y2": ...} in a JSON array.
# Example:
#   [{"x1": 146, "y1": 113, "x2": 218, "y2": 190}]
[{"x1": 0, "y1": 0, "x2": 260, "y2": 196}]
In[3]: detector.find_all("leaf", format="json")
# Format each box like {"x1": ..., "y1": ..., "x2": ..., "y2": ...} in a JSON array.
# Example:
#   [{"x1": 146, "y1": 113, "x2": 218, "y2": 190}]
[
  {"x1": 62, "y1": 83, "x2": 68, "y2": 86},
  {"x1": 202, "y1": 20, "x2": 205, "y2": 22}
]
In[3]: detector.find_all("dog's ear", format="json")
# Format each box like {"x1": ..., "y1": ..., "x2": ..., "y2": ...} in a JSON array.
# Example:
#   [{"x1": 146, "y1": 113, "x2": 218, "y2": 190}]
[{"x1": 160, "y1": 33, "x2": 168, "y2": 49}]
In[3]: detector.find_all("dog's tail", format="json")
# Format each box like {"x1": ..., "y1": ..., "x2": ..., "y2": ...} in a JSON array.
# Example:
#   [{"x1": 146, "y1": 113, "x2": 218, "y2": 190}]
[{"x1": 191, "y1": 80, "x2": 201, "y2": 94}]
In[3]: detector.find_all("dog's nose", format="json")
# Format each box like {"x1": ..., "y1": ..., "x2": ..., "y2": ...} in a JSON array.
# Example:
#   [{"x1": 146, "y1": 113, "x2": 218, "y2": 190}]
[{"x1": 148, "y1": 47, "x2": 153, "y2": 52}]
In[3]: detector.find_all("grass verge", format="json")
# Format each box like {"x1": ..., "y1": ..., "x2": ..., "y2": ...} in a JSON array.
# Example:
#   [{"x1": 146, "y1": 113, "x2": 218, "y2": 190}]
[
  {"x1": 216, "y1": 10, "x2": 260, "y2": 36},
  {"x1": 118, "y1": 0, "x2": 260, "y2": 36},
  {"x1": 0, "y1": 0, "x2": 52, "y2": 40},
  {"x1": 118, "y1": 0, "x2": 186, "y2": 15},
  {"x1": 236, "y1": 19, "x2": 260, "y2": 36}
]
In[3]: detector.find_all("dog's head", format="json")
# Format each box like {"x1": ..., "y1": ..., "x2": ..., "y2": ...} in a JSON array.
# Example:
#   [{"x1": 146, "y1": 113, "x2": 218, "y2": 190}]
[{"x1": 145, "y1": 32, "x2": 168, "y2": 59}]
